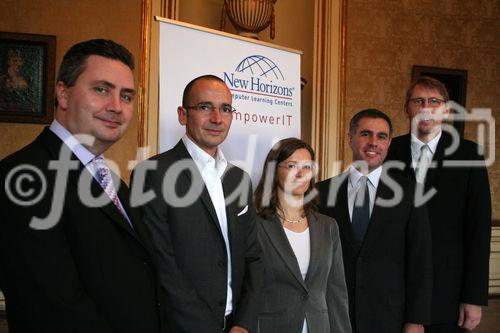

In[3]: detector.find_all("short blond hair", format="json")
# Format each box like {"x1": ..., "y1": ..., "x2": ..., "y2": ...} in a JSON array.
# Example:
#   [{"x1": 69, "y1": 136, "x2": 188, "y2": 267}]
[{"x1": 405, "y1": 76, "x2": 449, "y2": 106}]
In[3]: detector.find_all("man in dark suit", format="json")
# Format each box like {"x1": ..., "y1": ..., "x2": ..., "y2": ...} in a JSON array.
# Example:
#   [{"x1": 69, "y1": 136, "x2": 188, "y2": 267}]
[
  {"x1": 0, "y1": 39, "x2": 164, "y2": 333},
  {"x1": 317, "y1": 109, "x2": 433, "y2": 333},
  {"x1": 386, "y1": 76, "x2": 491, "y2": 333},
  {"x1": 132, "y1": 75, "x2": 262, "y2": 333}
]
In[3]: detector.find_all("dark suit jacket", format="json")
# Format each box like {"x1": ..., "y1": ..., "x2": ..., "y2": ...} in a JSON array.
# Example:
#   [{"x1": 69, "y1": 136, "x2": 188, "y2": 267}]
[
  {"x1": 0, "y1": 128, "x2": 164, "y2": 333},
  {"x1": 386, "y1": 132, "x2": 491, "y2": 323},
  {"x1": 317, "y1": 170, "x2": 432, "y2": 333},
  {"x1": 256, "y1": 212, "x2": 352, "y2": 333},
  {"x1": 132, "y1": 140, "x2": 262, "y2": 333}
]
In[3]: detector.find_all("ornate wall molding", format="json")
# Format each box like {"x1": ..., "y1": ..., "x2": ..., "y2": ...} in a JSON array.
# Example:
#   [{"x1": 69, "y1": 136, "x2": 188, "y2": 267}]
[
  {"x1": 161, "y1": 0, "x2": 179, "y2": 19},
  {"x1": 138, "y1": 0, "x2": 178, "y2": 158},
  {"x1": 311, "y1": 0, "x2": 346, "y2": 180},
  {"x1": 491, "y1": 225, "x2": 500, "y2": 295}
]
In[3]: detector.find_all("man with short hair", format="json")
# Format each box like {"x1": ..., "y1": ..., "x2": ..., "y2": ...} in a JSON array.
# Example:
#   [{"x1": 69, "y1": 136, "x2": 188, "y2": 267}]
[
  {"x1": 317, "y1": 109, "x2": 432, "y2": 333},
  {"x1": 0, "y1": 39, "x2": 164, "y2": 332},
  {"x1": 386, "y1": 76, "x2": 491, "y2": 333},
  {"x1": 133, "y1": 75, "x2": 262, "y2": 333}
]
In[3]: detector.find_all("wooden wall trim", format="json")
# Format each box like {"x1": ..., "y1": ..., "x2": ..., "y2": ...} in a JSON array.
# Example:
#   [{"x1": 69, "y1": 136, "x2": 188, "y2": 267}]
[
  {"x1": 490, "y1": 226, "x2": 500, "y2": 295},
  {"x1": 311, "y1": 0, "x2": 347, "y2": 181},
  {"x1": 138, "y1": 0, "x2": 178, "y2": 159},
  {"x1": 138, "y1": 0, "x2": 152, "y2": 152}
]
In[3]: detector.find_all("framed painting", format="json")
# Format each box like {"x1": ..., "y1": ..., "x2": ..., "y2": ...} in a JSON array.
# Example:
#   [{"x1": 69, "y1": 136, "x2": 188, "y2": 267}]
[
  {"x1": 412, "y1": 65, "x2": 467, "y2": 136},
  {"x1": 0, "y1": 32, "x2": 56, "y2": 124}
]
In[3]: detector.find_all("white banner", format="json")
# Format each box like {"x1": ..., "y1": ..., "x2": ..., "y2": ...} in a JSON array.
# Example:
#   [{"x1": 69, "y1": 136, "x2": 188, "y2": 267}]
[{"x1": 159, "y1": 19, "x2": 301, "y2": 184}]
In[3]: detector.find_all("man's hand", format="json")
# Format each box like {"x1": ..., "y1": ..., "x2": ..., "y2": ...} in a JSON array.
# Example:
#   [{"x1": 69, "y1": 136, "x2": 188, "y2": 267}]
[
  {"x1": 458, "y1": 303, "x2": 482, "y2": 330},
  {"x1": 228, "y1": 326, "x2": 249, "y2": 333},
  {"x1": 403, "y1": 323, "x2": 424, "y2": 333}
]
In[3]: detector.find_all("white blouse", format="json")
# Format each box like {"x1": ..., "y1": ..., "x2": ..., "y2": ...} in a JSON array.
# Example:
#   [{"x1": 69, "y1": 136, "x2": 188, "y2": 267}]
[{"x1": 283, "y1": 227, "x2": 310, "y2": 333}]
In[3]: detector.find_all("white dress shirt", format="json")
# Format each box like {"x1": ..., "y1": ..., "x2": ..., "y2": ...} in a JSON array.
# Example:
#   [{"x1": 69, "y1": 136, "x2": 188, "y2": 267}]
[
  {"x1": 347, "y1": 165, "x2": 382, "y2": 221},
  {"x1": 182, "y1": 135, "x2": 233, "y2": 316},
  {"x1": 410, "y1": 131, "x2": 441, "y2": 170}
]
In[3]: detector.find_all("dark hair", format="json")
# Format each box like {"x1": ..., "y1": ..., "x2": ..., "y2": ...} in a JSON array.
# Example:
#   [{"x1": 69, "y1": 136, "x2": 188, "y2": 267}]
[
  {"x1": 57, "y1": 39, "x2": 134, "y2": 87},
  {"x1": 349, "y1": 108, "x2": 393, "y2": 136},
  {"x1": 182, "y1": 74, "x2": 226, "y2": 108},
  {"x1": 405, "y1": 76, "x2": 449, "y2": 106},
  {"x1": 254, "y1": 137, "x2": 318, "y2": 220}
]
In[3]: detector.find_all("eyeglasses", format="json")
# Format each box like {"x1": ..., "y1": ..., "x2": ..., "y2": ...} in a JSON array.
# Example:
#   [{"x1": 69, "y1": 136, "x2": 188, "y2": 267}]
[
  {"x1": 184, "y1": 102, "x2": 236, "y2": 115},
  {"x1": 278, "y1": 162, "x2": 315, "y2": 171},
  {"x1": 408, "y1": 97, "x2": 446, "y2": 107}
]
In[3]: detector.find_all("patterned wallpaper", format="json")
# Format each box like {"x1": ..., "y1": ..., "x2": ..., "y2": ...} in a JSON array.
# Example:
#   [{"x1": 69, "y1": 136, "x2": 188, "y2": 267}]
[{"x1": 343, "y1": 0, "x2": 500, "y2": 220}]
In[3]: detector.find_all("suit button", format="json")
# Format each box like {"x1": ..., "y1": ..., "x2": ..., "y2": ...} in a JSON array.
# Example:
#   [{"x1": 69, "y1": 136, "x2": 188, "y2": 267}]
[
  {"x1": 219, "y1": 300, "x2": 225, "y2": 307},
  {"x1": 300, "y1": 294, "x2": 308, "y2": 300},
  {"x1": 218, "y1": 260, "x2": 226, "y2": 268},
  {"x1": 143, "y1": 261, "x2": 149, "y2": 266},
  {"x1": 156, "y1": 302, "x2": 161, "y2": 307}
]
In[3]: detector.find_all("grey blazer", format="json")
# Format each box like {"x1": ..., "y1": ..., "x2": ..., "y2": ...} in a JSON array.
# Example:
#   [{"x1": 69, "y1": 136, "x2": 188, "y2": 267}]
[{"x1": 256, "y1": 211, "x2": 352, "y2": 333}]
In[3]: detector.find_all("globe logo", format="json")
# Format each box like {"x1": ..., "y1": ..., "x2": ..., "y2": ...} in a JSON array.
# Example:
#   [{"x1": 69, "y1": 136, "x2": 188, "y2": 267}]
[{"x1": 235, "y1": 55, "x2": 284, "y2": 80}]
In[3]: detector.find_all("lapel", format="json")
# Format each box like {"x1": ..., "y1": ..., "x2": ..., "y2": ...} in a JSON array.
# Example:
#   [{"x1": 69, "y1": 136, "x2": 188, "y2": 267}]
[
  {"x1": 423, "y1": 132, "x2": 449, "y2": 191},
  {"x1": 39, "y1": 128, "x2": 140, "y2": 242},
  {"x1": 396, "y1": 132, "x2": 448, "y2": 191},
  {"x1": 304, "y1": 212, "x2": 321, "y2": 285},
  {"x1": 90, "y1": 174, "x2": 138, "y2": 235},
  {"x1": 173, "y1": 141, "x2": 223, "y2": 236},
  {"x1": 261, "y1": 215, "x2": 308, "y2": 291},
  {"x1": 335, "y1": 176, "x2": 358, "y2": 253},
  {"x1": 396, "y1": 134, "x2": 416, "y2": 181},
  {"x1": 221, "y1": 164, "x2": 249, "y2": 250},
  {"x1": 114, "y1": 179, "x2": 148, "y2": 245}
]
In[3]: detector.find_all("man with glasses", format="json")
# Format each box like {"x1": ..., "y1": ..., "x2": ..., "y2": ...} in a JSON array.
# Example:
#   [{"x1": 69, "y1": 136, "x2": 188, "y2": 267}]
[
  {"x1": 386, "y1": 76, "x2": 491, "y2": 333},
  {"x1": 132, "y1": 75, "x2": 262, "y2": 333}
]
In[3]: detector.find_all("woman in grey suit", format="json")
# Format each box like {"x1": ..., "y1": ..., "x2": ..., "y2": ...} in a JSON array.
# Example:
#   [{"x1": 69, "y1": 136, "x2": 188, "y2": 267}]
[{"x1": 254, "y1": 138, "x2": 352, "y2": 333}]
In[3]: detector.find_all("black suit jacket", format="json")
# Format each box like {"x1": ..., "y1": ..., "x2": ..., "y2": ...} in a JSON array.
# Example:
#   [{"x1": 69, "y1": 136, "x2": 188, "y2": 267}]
[
  {"x1": 386, "y1": 132, "x2": 491, "y2": 323},
  {"x1": 317, "y1": 170, "x2": 432, "y2": 333},
  {"x1": 0, "y1": 128, "x2": 164, "y2": 333},
  {"x1": 132, "y1": 140, "x2": 262, "y2": 333}
]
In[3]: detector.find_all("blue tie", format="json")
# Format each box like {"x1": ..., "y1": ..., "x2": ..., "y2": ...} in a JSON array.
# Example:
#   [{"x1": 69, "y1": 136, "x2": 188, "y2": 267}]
[{"x1": 352, "y1": 176, "x2": 370, "y2": 244}]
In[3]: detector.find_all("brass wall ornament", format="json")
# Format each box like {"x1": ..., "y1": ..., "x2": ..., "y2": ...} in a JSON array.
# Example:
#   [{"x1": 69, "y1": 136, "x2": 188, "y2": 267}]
[{"x1": 220, "y1": 0, "x2": 277, "y2": 40}]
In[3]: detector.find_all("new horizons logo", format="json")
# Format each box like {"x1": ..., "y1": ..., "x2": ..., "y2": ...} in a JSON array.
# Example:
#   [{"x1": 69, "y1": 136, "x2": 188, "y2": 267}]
[
  {"x1": 236, "y1": 55, "x2": 285, "y2": 80},
  {"x1": 224, "y1": 55, "x2": 295, "y2": 106}
]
